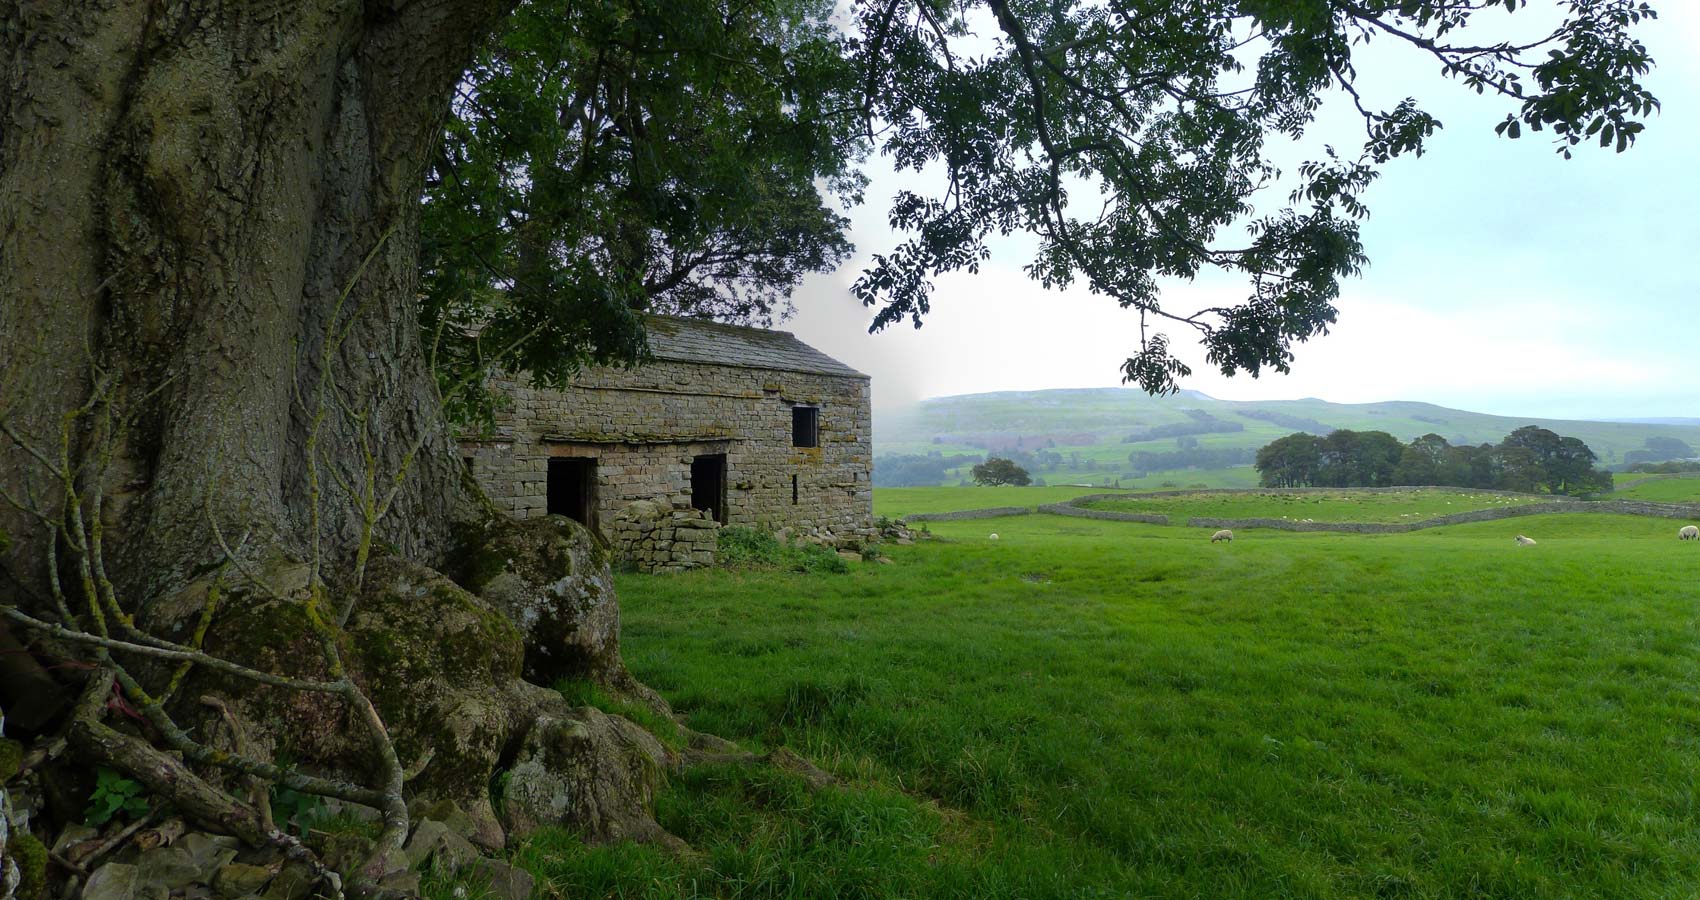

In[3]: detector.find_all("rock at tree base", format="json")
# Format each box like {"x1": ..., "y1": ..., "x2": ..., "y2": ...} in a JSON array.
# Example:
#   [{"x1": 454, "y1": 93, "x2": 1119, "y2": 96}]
[
  {"x1": 447, "y1": 517, "x2": 670, "y2": 716},
  {"x1": 138, "y1": 516, "x2": 684, "y2": 856},
  {"x1": 498, "y1": 707, "x2": 682, "y2": 850},
  {"x1": 210, "y1": 863, "x2": 272, "y2": 899},
  {"x1": 461, "y1": 859, "x2": 533, "y2": 900},
  {"x1": 81, "y1": 864, "x2": 139, "y2": 900},
  {"x1": 135, "y1": 848, "x2": 200, "y2": 891}
]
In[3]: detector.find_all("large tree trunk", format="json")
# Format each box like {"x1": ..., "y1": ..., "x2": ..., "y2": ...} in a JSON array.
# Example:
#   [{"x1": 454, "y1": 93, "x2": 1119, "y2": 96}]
[
  {"x1": 2, "y1": 0, "x2": 691, "y2": 870},
  {"x1": 1, "y1": 0, "x2": 509, "y2": 605}
]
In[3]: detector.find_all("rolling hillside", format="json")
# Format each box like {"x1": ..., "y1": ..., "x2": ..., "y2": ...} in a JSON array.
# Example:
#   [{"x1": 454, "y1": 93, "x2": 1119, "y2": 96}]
[{"x1": 874, "y1": 388, "x2": 1700, "y2": 487}]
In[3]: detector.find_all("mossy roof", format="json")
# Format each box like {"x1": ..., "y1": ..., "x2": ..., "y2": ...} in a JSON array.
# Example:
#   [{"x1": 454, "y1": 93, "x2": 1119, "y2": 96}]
[{"x1": 643, "y1": 315, "x2": 867, "y2": 379}]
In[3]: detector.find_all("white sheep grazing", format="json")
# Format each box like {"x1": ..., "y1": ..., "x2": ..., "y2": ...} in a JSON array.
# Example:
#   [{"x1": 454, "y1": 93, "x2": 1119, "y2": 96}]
[
  {"x1": 1680, "y1": 525, "x2": 1699, "y2": 541},
  {"x1": 988, "y1": 533, "x2": 999, "y2": 541},
  {"x1": 1210, "y1": 529, "x2": 1234, "y2": 543},
  {"x1": 1515, "y1": 534, "x2": 1537, "y2": 546}
]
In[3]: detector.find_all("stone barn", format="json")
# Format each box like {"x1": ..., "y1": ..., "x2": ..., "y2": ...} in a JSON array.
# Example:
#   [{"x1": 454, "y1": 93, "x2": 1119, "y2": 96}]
[{"x1": 462, "y1": 316, "x2": 873, "y2": 568}]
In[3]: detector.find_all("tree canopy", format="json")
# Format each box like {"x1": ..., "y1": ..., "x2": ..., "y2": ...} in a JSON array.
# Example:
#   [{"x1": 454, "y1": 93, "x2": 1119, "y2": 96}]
[
  {"x1": 1256, "y1": 427, "x2": 1613, "y2": 494},
  {"x1": 973, "y1": 457, "x2": 1034, "y2": 486},
  {"x1": 421, "y1": 0, "x2": 867, "y2": 426},
  {"x1": 845, "y1": 0, "x2": 1658, "y2": 393},
  {"x1": 423, "y1": 0, "x2": 1658, "y2": 403}
]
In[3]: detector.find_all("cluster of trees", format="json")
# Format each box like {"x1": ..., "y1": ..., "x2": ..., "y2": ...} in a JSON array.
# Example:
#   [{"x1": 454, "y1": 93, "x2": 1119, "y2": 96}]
[
  {"x1": 873, "y1": 452, "x2": 984, "y2": 487},
  {"x1": 1255, "y1": 428, "x2": 1613, "y2": 495},
  {"x1": 1622, "y1": 436, "x2": 1697, "y2": 468},
  {"x1": 972, "y1": 458, "x2": 1032, "y2": 487}
]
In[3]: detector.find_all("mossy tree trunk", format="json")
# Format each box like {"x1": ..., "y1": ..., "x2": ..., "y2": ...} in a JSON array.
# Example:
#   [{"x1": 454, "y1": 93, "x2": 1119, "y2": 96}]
[{"x1": 1, "y1": 0, "x2": 511, "y2": 607}]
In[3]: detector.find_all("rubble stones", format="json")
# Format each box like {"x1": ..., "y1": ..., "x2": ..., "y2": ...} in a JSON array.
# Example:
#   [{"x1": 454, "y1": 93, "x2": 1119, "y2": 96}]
[
  {"x1": 609, "y1": 503, "x2": 719, "y2": 574},
  {"x1": 210, "y1": 863, "x2": 271, "y2": 899},
  {"x1": 81, "y1": 863, "x2": 139, "y2": 900}
]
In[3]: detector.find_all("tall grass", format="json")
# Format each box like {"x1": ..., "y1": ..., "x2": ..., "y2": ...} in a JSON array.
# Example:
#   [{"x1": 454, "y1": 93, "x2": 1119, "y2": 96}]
[{"x1": 503, "y1": 510, "x2": 1700, "y2": 898}]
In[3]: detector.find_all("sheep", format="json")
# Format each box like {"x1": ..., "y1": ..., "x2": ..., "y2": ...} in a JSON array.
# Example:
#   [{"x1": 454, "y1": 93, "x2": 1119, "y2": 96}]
[
  {"x1": 988, "y1": 533, "x2": 999, "y2": 541},
  {"x1": 1515, "y1": 534, "x2": 1537, "y2": 546},
  {"x1": 1210, "y1": 529, "x2": 1234, "y2": 543},
  {"x1": 1680, "y1": 525, "x2": 1699, "y2": 541}
]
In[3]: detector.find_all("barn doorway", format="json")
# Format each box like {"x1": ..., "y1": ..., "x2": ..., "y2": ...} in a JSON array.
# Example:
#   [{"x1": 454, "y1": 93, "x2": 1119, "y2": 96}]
[
  {"x1": 547, "y1": 457, "x2": 597, "y2": 528},
  {"x1": 691, "y1": 454, "x2": 727, "y2": 524}
]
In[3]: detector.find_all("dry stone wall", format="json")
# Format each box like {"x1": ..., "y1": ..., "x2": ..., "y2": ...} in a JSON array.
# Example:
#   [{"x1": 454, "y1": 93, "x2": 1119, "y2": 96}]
[
  {"x1": 1048, "y1": 494, "x2": 1700, "y2": 533},
  {"x1": 608, "y1": 502, "x2": 720, "y2": 573},
  {"x1": 463, "y1": 357, "x2": 873, "y2": 543}
]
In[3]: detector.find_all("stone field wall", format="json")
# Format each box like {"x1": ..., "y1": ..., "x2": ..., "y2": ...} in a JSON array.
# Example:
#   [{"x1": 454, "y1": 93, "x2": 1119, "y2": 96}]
[{"x1": 608, "y1": 502, "x2": 719, "y2": 573}]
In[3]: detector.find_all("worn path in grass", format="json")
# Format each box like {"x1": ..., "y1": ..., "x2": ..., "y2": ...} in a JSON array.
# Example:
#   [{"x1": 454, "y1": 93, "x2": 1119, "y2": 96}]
[{"x1": 509, "y1": 512, "x2": 1700, "y2": 900}]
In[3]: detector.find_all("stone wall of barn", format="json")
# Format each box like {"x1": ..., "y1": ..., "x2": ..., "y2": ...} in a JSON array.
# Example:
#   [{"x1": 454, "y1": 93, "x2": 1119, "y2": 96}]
[{"x1": 461, "y1": 359, "x2": 874, "y2": 543}]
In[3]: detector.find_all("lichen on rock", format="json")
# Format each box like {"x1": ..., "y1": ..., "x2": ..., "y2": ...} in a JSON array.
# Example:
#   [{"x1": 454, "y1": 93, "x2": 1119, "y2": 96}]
[{"x1": 446, "y1": 516, "x2": 668, "y2": 716}]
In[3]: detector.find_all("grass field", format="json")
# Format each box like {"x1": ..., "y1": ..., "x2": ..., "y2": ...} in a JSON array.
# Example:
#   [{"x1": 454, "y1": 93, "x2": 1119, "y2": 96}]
[
  {"x1": 1611, "y1": 474, "x2": 1700, "y2": 503},
  {"x1": 1082, "y1": 487, "x2": 1552, "y2": 523},
  {"x1": 495, "y1": 506, "x2": 1700, "y2": 899},
  {"x1": 873, "y1": 484, "x2": 1131, "y2": 517}
]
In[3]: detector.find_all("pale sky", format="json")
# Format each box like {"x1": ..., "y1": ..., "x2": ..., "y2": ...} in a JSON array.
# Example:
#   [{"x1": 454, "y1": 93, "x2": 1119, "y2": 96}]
[{"x1": 781, "y1": 4, "x2": 1700, "y2": 421}]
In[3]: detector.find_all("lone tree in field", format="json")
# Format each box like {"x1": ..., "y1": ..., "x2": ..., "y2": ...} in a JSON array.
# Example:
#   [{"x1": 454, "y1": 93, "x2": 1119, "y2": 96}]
[
  {"x1": 0, "y1": 0, "x2": 1660, "y2": 888},
  {"x1": 973, "y1": 458, "x2": 1034, "y2": 487}
]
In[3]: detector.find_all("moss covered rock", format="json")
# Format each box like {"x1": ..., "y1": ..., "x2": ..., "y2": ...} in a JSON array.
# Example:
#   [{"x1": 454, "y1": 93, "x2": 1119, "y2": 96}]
[
  {"x1": 497, "y1": 705, "x2": 681, "y2": 850},
  {"x1": 447, "y1": 517, "x2": 665, "y2": 716},
  {"x1": 142, "y1": 524, "x2": 683, "y2": 853}
]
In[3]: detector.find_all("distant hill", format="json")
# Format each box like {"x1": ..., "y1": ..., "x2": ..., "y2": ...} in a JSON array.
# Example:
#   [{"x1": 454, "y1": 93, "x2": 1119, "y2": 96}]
[{"x1": 873, "y1": 388, "x2": 1700, "y2": 487}]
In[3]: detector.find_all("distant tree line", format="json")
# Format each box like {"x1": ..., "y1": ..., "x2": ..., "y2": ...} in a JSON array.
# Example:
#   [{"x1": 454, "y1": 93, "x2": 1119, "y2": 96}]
[
  {"x1": 1122, "y1": 410, "x2": 1243, "y2": 444},
  {"x1": 874, "y1": 452, "x2": 983, "y2": 487},
  {"x1": 1624, "y1": 460, "x2": 1700, "y2": 475},
  {"x1": 1234, "y1": 409, "x2": 1335, "y2": 434},
  {"x1": 1621, "y1": 436, "x2": 1696, "y2": 468},
  {"x1": 1127, "y1": 445, "x2": 1255, "y2": 474},
  {"x1": 1255, "y1": 427, "x2": 1613, "y2": 495}
]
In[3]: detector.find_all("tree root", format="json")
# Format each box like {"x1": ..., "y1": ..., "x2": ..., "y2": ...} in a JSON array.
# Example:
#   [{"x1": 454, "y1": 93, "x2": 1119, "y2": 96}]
[
  {"x1": 675, "y1": 732, "x2": 839, "y2": 792},
  {"x1": 62, "y1": 676, "x2": 348, "y2": 899}
]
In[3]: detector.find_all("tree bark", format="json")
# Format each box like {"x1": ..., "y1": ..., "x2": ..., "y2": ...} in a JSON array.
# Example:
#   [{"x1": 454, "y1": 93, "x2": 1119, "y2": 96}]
[{"x1": 1, "y1": 0, "x2": 513, "y2": 606}]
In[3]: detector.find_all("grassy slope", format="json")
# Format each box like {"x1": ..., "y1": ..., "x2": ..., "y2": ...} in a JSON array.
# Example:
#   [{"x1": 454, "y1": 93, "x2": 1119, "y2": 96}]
[
  {"x1": 1611, "y1": 474, "x2": 1700, "y2": 503},
  {"x1": 876, "y1": 388, "x2": 1700, "y2": 471},
  {"x1": 873, "y1": 484, "x2": 1131, "y2": 517},
  {"x1": 501, "y1": 510, "x2": 1700, "y2": 900}
]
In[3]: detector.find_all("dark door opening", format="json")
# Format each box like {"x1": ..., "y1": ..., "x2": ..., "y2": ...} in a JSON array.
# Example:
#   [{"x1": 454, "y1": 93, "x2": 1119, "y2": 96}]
[
  {"x1": 547, "y1": 457, "x2": 597, "y2": 528},
  {"x1": 691, "y1": 454, "x2": 727, "y2": 524}
]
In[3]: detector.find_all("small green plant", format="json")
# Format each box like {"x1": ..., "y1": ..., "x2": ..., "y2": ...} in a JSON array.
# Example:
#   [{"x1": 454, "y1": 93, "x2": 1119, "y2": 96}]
[
  {"x1": 270, "y1": 783, "x2": 330, "y2": 837},
  {"x1": 85, "y1": 767, "x2": 149, "y2": 825},
  {"x1": 716, "y1": 527, "x2": 850, "y2": 575},
  {"x1": 267, "y1": 751, "x2": 330, "y2": 836}
]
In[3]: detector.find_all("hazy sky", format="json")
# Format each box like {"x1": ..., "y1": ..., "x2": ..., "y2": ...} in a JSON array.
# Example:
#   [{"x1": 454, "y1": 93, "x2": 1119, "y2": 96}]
[{"x1": 779, "y1": 5, "x2": 1699, "y2": 421}]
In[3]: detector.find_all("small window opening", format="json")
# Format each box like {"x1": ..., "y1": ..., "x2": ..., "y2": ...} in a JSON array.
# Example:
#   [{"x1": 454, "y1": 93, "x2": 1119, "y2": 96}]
[
  {"x1": 690, "y1": 454, "x2": 728, "y2": 524},
  {"x1": 547, "y1": 458, "x2": 597, "y2": 528},
  {"x1": 792, "y1": 474, "x2": 799, "y2": 505},
  {"x1": 792, "y1": 406, "x2": 819, "y2": 448}
]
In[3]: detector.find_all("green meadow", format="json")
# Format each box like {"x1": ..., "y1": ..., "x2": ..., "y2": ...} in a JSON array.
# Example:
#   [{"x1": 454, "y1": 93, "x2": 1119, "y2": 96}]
[
  {"x1": 872, "y1": 484, "x2": 1130, "y2": 517},
  {"x1": 492, "y1": 501, "x2": 1700, "y2": 900},
  {"x1": 1082, "y1": 487, "x2": 1552, "y2": 523},
  {"x1": 1612, "y1": 474, "x2": 1700, "y2": 504}
]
